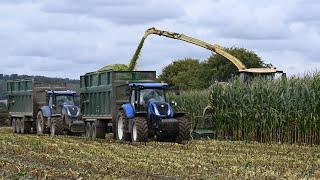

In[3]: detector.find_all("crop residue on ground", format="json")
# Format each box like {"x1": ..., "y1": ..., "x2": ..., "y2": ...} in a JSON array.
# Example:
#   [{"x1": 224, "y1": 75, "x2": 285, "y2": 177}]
[{"x1": 0, "y1": 127, "x2": 319, "y2": 179}]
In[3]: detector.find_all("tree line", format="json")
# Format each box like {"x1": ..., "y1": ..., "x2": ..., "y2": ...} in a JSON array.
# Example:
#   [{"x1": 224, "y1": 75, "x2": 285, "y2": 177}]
[{"x1": 158, "y1": 47, "x2": 272, "y2": 90}]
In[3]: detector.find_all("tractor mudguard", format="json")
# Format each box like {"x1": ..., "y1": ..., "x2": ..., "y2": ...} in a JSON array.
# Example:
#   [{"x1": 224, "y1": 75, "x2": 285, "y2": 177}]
[
  {"x1": 173, "y1": 112, "x2": 187, "y2": 118},
  {"x1": 121, "y1": 103, "x2": 135, "y2": 119},
  {"x1": 135, "y1": 111, "x2": 148, "y2": 117},
  {"x1": 41, "y1": 106, "x2": 52, "y2": 118}
]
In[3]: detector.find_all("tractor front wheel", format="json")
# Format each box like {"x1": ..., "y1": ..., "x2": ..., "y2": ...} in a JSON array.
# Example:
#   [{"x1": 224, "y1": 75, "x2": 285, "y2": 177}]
[
  {"x1": 50, "y1": 117, "x2": 64, "y2": 136},
  {"x1": 36, "y1": 111, "x2": 49, "y2": 135},
  {"x1": 116, "y1": 110, "x2": 130, "y2": 141},
  {"x1": 131, "y1": 117, "x2": 148, "y2": 142}
]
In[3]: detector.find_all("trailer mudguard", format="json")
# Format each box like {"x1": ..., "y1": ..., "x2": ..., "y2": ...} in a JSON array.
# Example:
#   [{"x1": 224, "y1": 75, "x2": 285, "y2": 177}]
[
  {"x1": 41, "y1": 106, "x2": 52, "y2": 118},
  {"x1": 122, "y1": 103, "x2": 135, "y2": 119}
]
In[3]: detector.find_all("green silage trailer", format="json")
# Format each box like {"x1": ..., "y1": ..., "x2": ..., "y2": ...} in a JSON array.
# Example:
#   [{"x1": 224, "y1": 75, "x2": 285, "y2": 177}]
[
  {"x1": 6, "y1": 79, "x2": 77, "y2": 134},
  {"x1": 80, "y1": 70, "x2": 157, "y2": 139},
  {"x1": 0, "y1": 100, "x2": 8, "y2": 126}
]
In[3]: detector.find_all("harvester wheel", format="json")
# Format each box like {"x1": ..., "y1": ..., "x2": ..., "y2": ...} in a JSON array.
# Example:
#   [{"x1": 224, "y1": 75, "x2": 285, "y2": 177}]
[
  {"x1": 20, "y1": 118, "x2": 31, "y2": 134},
  {"x1": 86, "y1": 122, "x2": 92, "y2": 138},
  {"x1": 131, "y1": 117, "x2": 148, "y2": 142},
  {"x1": 176, "y1": 116, "x2": 191, "y2": 143},
  {"x1": 36, "y1": 111, "x2": 49, "y2": 135},
  {"x1": 116, "y1": 110, "x2": 131, "y2": 141},
  {"x1": 92, "y1": 121, "x2": 106, "y2": 139},
  {"x1": 50, "y1": 117, "x2": 64, "y2": 136},
  {"x1": 12, "y1": 118, "x2": 16, "y2": 133}
]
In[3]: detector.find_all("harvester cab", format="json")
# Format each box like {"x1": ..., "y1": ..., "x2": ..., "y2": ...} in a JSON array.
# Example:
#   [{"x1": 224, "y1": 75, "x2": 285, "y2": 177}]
[
  {"x1": 116, "y1": 82, "x2": 190, "y2": 143},
  {"x1": 239, "y1": 68, "x2": 286, "y2": 83}
]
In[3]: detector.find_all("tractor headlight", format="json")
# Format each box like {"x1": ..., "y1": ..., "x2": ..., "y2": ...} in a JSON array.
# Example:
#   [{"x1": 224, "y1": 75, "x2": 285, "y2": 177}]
[{"x1": 154, "y1": 105, "x2": 161, "y2": 116}]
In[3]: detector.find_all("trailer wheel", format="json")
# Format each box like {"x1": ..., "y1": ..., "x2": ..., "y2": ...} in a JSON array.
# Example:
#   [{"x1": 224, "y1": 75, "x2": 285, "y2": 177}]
[
  {"x1": 116, "y1": 110, "x2": 130, "y2": 141},
  {"x1": 37, "y1": 111, "x2": 49, "y2": 135},
  {"x1": 92, "y1": 121, "x2": 105, "y2": 139},
  {"x1": 20, "y1": 119, "x2": 31, "y2": 134},
  {"x1": 131, "y1": 117, "x2": 148, "y2": 142},
  {"x1": 176, "y1": 116, "x2": 191, "y2": 143},
  {"x1": 12, "y1": 118, "x2": 16, "y2": 133},
  {"x1": 16, "y1": 118, "x2": 21, "y2": 134},
  {"x1": 50, "y1": 117, "x2": 64, "y2": 136},
  {"x1": 85, "y1": 122, "x2": 92, "y2": 138}
]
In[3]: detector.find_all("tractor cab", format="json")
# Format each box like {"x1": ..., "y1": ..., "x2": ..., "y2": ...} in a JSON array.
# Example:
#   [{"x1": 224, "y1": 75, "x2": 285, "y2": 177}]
[
  {"x1": 128, "y1": 83, "x2": 168, "y2": 112},
  {"x1": 46, "y1": 90, "x2": 79, "y2": 117}
]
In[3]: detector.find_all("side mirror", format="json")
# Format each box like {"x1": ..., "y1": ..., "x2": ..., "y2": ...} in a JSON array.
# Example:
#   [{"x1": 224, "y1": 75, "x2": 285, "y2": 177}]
[
  {"x1": 10, "y1": 100, "x2": 15, "y2": 104},
  {"x1": 126, "y1": 89, "x2": 131, "y2": 96},
  {"x1": 170, "y1": 101, "x2": 177, "y2": 107},
  {"x1": 134, "y1": 101, "x2": 138, "y2": 108},
  {"x1": 52, "y1": 104, "x2": 56, "y2": 108},
  {"x1": 282, "y1": 73, "x2": 287, "y2": 78}
]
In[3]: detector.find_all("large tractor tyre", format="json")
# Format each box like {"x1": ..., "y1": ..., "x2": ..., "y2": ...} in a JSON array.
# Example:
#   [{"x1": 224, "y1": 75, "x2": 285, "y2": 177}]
[
  {"x1": 36, "y1": 111, "x2": 50, "y2": 135},
  {"x1": 85, "y1": 122, "x2": 92, "y2": 138},
  {"x1": 116, "y1": 110, "x2": 131, "y2": 141},
  {"x1": 20, "y1": 119, "x2": 31, "y2": 134},
  {"x1": 92, "y1": 121, "x2": 106, "y2": 139},
  {"x1": 50, "y1": 117, "x2": 64, "y2": 136},
  {"x1": 176, "y1": 116, "x2": 191, "y2": 143},
  {"x1": 12, "y1": 118, "x2": 16, "y2": 133},
  {"x1": 131, "y1": 117, "x2": 148, "y2": 142}
]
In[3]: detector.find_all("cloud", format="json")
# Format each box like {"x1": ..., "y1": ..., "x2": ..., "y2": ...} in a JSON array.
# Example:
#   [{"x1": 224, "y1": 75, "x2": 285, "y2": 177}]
[
  {"x1": 0, "y1": 0, "x2": 319, "y2": 79},
  {"x1": 41, "y1": 0, "x2": 185, "y2": 25}
]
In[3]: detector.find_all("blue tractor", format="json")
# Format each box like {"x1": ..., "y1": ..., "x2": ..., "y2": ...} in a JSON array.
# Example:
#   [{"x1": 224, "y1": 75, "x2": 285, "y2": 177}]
[
  {"x1": 37, "y1": 90, "x2": 84, "y2": 136},
  {"x1": 116, "y1": 83, "x2": 190, "y2": 143}
]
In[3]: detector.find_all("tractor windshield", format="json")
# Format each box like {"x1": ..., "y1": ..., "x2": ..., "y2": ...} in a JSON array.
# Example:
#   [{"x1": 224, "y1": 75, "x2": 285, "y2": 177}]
[
  {"x1": 140, "y1": 89, "x2": 165, "y2": 107},
  {"x1": 56, "y1": 95, "x2": 75, "y2": 106}
]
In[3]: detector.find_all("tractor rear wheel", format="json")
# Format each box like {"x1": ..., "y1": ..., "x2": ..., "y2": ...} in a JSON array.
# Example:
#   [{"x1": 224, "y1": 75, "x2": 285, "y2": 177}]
[
  {"x1": 12, "y1": 118, "x2": 16, "y2": 133},
  {"x1": 85, "y1": 122, "x2": 92, "y2": 138},
  {"x1": 131, "y1": 117, "x2": 148, "y2": 142},
  {"x1": 176, "y1": 116, "x2": 191, "y2": 143},
  {"x1": 36, "y1": 111, "x2": 49, "y2": 135},
  {"x1": 116, "y1": 110, "x2": 131, "y2": 141},
  {"x1": 50, "y1": 117, "x2": 64, "y2": 136}
]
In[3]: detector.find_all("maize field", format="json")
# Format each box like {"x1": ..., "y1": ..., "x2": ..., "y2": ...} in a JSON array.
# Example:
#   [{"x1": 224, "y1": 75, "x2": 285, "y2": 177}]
[
  {"x1": 167, "y1": 90, "x2": 210, "y2": 125},
  {"x1": 170, "y1": 74, "x2": 320, "y2": 145}
]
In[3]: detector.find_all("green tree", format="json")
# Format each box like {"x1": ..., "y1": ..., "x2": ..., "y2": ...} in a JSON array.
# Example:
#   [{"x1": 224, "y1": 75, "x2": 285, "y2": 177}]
[
  {"x1": 203, "y1": 47, "x2": 271, "y2": 83},
  {"x1": 159, "y1": 47, "x2": 271, "y2": 90},
  {"x1": 158, "y1": 59, "x2": 206, "y2": 90}
]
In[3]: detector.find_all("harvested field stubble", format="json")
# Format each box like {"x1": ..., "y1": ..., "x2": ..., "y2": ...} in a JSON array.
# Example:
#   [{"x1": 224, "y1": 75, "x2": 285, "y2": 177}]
[{"x1": 0, "y1": 127, "x2": 319, "y2": 179}]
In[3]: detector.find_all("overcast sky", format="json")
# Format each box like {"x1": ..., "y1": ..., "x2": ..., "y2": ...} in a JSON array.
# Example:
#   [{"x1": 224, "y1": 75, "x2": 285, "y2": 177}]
[{"x1": 0, "y1": 0, "x2": 319, "y2": 79}]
